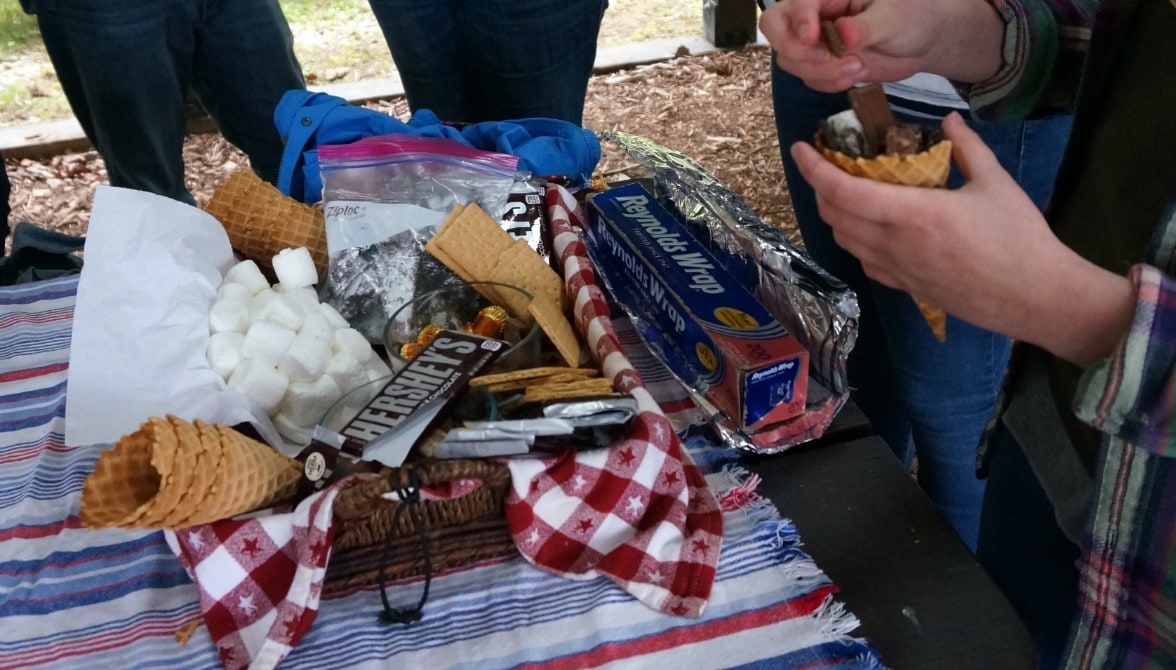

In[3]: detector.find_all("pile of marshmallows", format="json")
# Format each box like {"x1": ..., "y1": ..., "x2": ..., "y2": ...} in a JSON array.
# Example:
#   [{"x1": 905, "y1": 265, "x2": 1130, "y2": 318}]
[{"x1": 206, "y1": 247, "x2": 390, "y2": 446}]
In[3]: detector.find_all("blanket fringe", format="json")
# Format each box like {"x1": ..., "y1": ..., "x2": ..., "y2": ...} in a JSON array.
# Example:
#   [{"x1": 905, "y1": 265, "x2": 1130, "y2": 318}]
[{"x1": 717, "y1": 473, "x2": 761, "y2": 512}]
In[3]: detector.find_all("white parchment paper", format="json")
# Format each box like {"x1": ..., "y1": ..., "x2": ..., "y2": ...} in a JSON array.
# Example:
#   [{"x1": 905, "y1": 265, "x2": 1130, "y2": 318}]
[{"x1": 64, "y1": 186, "x2": 293, "y2": 453}]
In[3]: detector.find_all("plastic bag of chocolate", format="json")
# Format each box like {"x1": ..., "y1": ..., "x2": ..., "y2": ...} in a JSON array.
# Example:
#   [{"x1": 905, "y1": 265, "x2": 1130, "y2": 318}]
[
  {"x1": 599, "y1": 131, "x2": 858, "y2": 453},
  {"x1": 501, "y1": 174, "x2": 553, "y2": 264},
  {"x1": 316, "y1": 135, "x2": 520, "y2": 342}
]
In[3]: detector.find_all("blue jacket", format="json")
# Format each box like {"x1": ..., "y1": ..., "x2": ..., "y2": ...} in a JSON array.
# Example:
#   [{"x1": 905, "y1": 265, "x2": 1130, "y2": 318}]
[{"x1": 274, "y1": 90, "x2": 602, "y2": 204}]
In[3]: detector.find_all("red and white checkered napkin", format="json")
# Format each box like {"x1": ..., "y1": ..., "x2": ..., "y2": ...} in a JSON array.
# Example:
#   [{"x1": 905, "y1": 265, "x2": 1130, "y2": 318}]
[
  {"x1": 165, "y1": 479, "x2": 350, "y2": 670},
  {"x1": 501, "y1": 186, "x2": 725, "y2": 617}
]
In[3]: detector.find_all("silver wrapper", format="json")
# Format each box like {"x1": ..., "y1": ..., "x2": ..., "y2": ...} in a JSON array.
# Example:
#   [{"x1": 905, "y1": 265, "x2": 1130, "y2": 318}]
[{"x1": 601, "y1": 131, "x2": 859, "y2": 453}]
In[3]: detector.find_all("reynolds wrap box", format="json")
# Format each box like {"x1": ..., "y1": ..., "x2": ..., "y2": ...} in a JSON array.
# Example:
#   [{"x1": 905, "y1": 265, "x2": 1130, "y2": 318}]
[{"x1": 585, "y1": 182, "x2": 808, "y2": 430}]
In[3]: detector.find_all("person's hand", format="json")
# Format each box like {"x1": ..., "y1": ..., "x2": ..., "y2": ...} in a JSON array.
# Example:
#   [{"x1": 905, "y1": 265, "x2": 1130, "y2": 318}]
[
  {"x1": 759, "y1": 0, "x2": 1005, "y2": 91},
  {"x1": 790, "y1": 112, "x2": 1137, "y2": 365}
]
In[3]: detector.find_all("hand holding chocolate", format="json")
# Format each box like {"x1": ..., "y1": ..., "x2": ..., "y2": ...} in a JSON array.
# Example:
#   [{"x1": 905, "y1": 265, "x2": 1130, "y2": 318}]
[{"x1": 815, "y1": 83, "x2": 952, "y2": 341}]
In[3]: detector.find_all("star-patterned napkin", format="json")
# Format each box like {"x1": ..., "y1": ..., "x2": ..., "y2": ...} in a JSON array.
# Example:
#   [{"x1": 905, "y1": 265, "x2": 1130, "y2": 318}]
[
  {"x1": 501, "y1": 186, "x2": 724, "y2": 617},
  {"x1": 165, "y1": 478, "x2": 351, "y2": 670}
]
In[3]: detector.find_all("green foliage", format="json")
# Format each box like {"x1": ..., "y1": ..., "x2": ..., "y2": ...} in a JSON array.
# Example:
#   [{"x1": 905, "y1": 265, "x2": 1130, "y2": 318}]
[
  {"x1": 0, "y1": 0, "x2": 40, "y2": 50},
  {"x1": 279, "y1": 0, "x2": 368, "y2": 24}
]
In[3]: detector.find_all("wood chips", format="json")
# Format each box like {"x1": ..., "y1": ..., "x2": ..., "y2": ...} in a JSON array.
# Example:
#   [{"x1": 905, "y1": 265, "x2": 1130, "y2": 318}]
[{"x1": 3, "y1": 46, "x2": 800, "y2": 255}]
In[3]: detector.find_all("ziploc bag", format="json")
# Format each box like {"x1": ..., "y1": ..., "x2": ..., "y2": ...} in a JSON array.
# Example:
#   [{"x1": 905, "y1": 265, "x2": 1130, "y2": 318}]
[
  {"x1": 317, "y1": 135, "x2": 519, "y2": 342},
  {"x1": 597, "y1": 131, "x2": 859, "y2": 452}
]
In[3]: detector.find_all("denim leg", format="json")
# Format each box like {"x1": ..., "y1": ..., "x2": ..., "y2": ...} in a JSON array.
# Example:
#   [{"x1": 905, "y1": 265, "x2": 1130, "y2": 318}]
[
  {"x1": 977, "y1": 426, "x2": 1080, "y2": 670},
  {"x1": 34, "y1": 0, "x2": 198, "y2": 203},
  {"x1": 365, "y1": 0, "x2": 468, "y2": 121},
  {"x1": 875, "y1": 280, "x2": 1010, "y2": 550},
  {"x1": 948, "y1": 112, "x2": 1073, "y2": 210},
  {"x1": 190, "y1": 0, "x2": 304, "y2": 186},
  {"x1": 771, "y1": 65, "x2": 915, "y2": 466},
  {"x1": 770, "y1": 63, "x2": 1072, "y2": 549},
  {"x1": 367, "y1": 0, "x2": 607, "y2": 124}
]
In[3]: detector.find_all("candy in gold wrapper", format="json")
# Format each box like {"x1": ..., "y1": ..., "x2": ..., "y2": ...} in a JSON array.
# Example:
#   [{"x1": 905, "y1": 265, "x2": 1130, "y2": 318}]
[
  {"x1": 471, "y1": 305, "x2": 509, "y2": 339},
  {"x1": 399, "y1": 342, "x2": 423, "y2": 360},
  {"x1": 417, "y1": 324, "x2": 445, "y2": 346}
]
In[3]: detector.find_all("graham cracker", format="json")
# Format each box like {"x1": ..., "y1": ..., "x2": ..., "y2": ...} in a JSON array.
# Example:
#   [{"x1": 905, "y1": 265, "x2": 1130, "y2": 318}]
[
  {"x1": 493, "y1": 240, "x2": 564, "y2": 316},
  {"x1": 524, "y1": 379, "x2": 617, "y2": 404},
  {"x1": 470, "y1": 366, "x2": 598, "y2": 387},
  {"x1": 528, "y1": 297, "x2": 582, "y2": 368}
]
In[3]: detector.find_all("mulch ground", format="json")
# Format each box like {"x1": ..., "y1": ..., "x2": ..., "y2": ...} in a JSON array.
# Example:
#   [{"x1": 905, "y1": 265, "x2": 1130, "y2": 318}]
[{"x1": 3, "y1": 46, "x2": 799, "y2": 249}]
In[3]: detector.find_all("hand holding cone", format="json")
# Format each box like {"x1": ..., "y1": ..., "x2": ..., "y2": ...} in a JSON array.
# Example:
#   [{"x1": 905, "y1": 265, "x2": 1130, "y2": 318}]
[
  {"x1": 816, "y1": 85, "x2": 952, "y2": 341},
  {"x1": 80, "y1": 415, "x2": 303, "y2": 529}
]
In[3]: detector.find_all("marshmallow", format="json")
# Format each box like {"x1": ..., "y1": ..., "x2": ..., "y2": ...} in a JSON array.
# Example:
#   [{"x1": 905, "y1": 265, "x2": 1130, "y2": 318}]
[
  {"x1": 227, "y1": 358, "x2": 289, "y2": 415},
  {"x1": 277, "y1": 329, "x2": 332, "y2": 383},
  {"x1": 249, "y1": 287, "x2": 278, "y2": 321},
  {"x1": 333, "y1": 327, "x2": 372, "y2": 363},
  {"x1": 325, "y1": 348, "x2": 368, "y2": 395},
  {"x1": 271, "y1": 411, "x2": 314, "y2": 446},
  {"x1": 242, "y1": 319, "x2": 296, "y2": 364},
  {"x1": 299, "y1": 311, "x2": 333, "y2": 341},
  {"x1": 216, "y1": 281, "x2": 253, "y2": 304},
  {"x1": 276, "y1": 374, "x2": 342, "y2": 427},
  {"x1": 206, "y1": 331, "x2": 246, "y2": 380},
  {"x1": 272, "y1": 247, "x2": 318, "y2": 288},
  {"x1": 224, "y1": 259, "x2": 270, "y2": 296},
  {"x1": 209, "y1": 298, "x2": 250, "y2": 334},
  {"x1": 254, "y1": 292, "x2": 306, "y2": 332},
  {"x1": 277, "y1": 285, "x2": 322, "y2": 312},
  {"x1": 318, "y1": 302, "x2": 350, "y2": 330}
]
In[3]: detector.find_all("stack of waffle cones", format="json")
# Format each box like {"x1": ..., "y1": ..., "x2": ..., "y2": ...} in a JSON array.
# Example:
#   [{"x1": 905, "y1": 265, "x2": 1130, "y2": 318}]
[
  {"x1": 79, "y1": 415, "x2": 303, "y2": 529},
  {"x1": 203, "y1": 171, "x2": 328, "y2": 275},
  {"x1": 817, "y1": 136, "x2": 953, "y2": 341}
]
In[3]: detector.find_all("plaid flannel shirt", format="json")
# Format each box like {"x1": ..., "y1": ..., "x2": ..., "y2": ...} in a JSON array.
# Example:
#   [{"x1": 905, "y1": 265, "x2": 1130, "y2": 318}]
[{"x1": 965, "y1": 0, "x2": 1176, "y2": 665}]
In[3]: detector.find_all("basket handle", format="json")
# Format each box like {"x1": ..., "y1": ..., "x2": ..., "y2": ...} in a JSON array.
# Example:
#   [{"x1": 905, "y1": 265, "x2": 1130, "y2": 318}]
[{"x1": 378, "y1": 468, "x2": 432, "y2": 624}]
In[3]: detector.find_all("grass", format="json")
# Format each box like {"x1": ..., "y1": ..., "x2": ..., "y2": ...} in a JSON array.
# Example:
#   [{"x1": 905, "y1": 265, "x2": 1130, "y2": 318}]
[
  {"x1": 0, "y1": 0, "x2": 704, "y2": 127},
  {"x1": 280, "y1": 0, "x2": 371, "y2": 24},
  {"x1": 0, "y1": 0, "x2": 37, "y2": 50}
]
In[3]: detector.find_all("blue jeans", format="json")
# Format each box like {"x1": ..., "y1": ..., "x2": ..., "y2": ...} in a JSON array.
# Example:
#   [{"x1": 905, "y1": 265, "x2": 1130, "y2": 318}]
[
  {"x1": 977, "y1": 425, "x2": 1079, "y2": 669},
  {"x1": 366, "y1": 0, "x2": 608, "y2": 124},
  {"x1": 32, "y1": 0, "x2": 305, "y2": 204},
  {"x1": 771, "y1": 65, "x2": 1073, "y2": 550}
]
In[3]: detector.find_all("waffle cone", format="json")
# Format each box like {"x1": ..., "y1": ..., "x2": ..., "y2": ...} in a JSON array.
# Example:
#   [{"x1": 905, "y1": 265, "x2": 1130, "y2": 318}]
[
  {"x1": 161, "y1": 418, "x2": 225, "y2": 528},
  {"x1": 203, "y1": 170, "x2": 327, "y2": 275},
  {"x1": 79, "y1": 415, "x2": 302, "y2": 529},
  {"x1": 819, "y1": 137, "x2": 952, "y2": 340},
  {"x1": 818, "y1": 138, "x2": 953, "y2": 188},
  {"x1": 173, "y1": 422, "x2": 303, "y2": 527},
  {"x1": 79, "y1": 422, "x2": 165, "y2": 528}
]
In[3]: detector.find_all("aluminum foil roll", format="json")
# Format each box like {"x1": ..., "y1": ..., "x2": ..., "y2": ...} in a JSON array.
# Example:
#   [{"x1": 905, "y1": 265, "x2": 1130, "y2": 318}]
[{"x1": 600, "y1": 131, "x2": 859, "y2": 452}]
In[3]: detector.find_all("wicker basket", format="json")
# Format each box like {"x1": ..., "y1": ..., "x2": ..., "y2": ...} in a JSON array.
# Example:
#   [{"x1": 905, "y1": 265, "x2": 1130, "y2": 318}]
[{"x1": 324, "y1": 458, "x2": 517, "y2": 593}]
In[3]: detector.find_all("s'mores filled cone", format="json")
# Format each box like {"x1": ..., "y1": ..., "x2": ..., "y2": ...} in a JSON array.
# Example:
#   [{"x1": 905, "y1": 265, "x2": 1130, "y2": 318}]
[
  {"x1": 79, "y1": 415, "x2": 303, "y2": 530},
  {"x1": 815, "y1": 83, "x2": 952, "y2": 341},
  {"x1": 204, "y1": 171, "x2": 328, "y2": 276}
]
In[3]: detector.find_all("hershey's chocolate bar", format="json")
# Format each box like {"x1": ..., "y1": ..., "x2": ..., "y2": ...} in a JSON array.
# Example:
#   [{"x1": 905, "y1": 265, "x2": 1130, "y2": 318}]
[
  {"x1": 296, "y1": 329, "x2": 506, "y2": 490},
  {"x1": 848, "y1": 83, "x2": 897, "y2": 156},
  {"x1": 341, "y1": 330, "x2": 505, "y2": 466},
  {"x1": 820, "y1": 20, "x2": 846, "y2": 58}
]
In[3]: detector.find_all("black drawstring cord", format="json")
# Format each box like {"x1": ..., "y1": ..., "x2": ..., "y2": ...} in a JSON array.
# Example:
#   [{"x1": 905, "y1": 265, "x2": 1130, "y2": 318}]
[{"x1": 378, "y1": 469, "x2": 433, "y2": 624}]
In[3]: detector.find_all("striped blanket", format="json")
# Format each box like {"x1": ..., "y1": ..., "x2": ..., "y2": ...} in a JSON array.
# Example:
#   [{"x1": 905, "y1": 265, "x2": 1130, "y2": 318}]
[{"x1": 0, "y1": 275, "x2": 884, "y2": 669}]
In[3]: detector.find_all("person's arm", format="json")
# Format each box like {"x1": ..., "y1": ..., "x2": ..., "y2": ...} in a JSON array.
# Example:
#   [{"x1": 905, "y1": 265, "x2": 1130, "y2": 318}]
[
  {"x1": 961, "y1": 0, "x2": 1098, "y2": 120},
  {"x1": 1074, "y1": 264, "x2": 1176, "y2": 457},
  {"x1": 759, "y1": 0, "x2": 1005, "y2": 92},
  {"x1": 759, "y1": 0, "x2": 1096, "y2": 119}
]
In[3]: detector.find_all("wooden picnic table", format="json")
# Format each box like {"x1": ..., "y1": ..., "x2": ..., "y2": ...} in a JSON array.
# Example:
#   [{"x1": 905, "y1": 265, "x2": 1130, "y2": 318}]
[{"x1": 747, "y1": 404, "x2": 1036, "y2": 670}]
